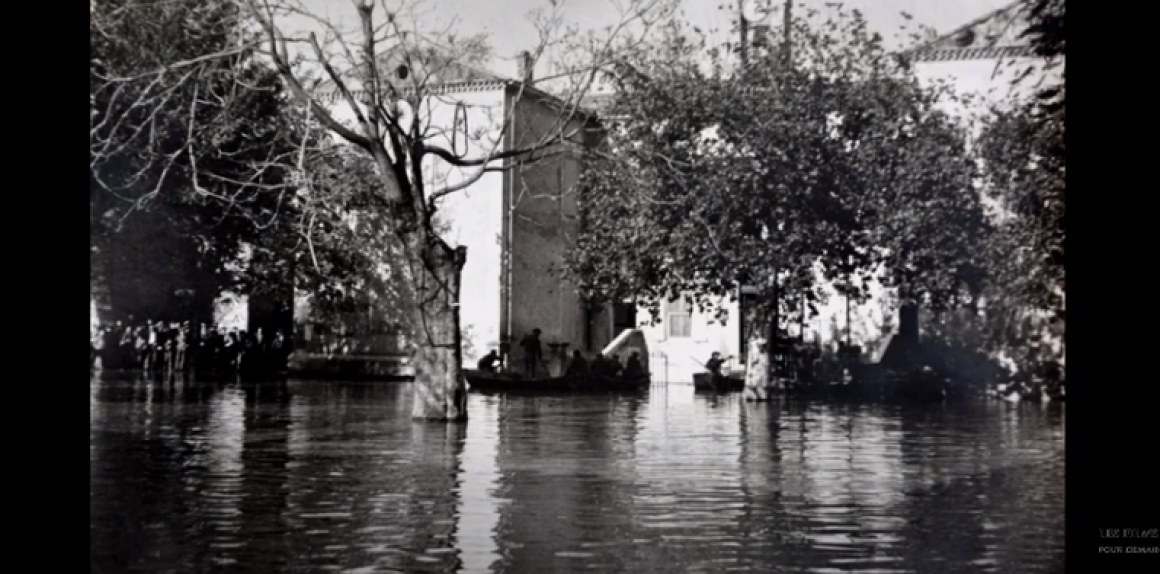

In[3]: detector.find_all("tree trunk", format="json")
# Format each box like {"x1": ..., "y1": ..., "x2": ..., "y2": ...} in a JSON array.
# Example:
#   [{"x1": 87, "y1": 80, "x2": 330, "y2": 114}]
[
  {"x1": 743, "y1": 335, "x2": 772, "y2": 401},
  {"x1": 764, "y1": 272, "x2": 780, "y2": 388},
  {"x1": 409, "y1": 244, "x2": 469, "y2": 421}
]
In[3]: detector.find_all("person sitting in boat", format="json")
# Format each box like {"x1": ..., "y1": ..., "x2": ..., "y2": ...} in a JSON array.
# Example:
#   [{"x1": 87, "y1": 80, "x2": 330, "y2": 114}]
[
  {"x1": 477, "y1": 350, "x2": 501, "y2": 373},
  {"x1": 608, "y1": 354, "x2": 624, "y2": 377},
  {"x1": 520, "y1": 329, "x2": 543, "y2": 376},
  {"x1": 565, "y1": 350, "x2": 590, "y2": 377},
  {"x1": 624, "y1": 352, "x2": 644, "y2": 379}
]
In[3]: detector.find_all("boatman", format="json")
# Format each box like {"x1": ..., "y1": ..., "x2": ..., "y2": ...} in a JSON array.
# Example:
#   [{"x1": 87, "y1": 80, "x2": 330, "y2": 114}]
[
  {"x1": 705, "y1": 351, "x2": 730, "y2": 377},
  {"x1": 477, "y1": 350, "x2": 501, "y2": 373}
]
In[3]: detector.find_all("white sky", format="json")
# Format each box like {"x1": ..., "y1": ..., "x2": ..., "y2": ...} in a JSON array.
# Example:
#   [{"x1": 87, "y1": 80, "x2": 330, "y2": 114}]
[{"x1": 281, "y1": 0, "x2": 1011, "y2": 79}]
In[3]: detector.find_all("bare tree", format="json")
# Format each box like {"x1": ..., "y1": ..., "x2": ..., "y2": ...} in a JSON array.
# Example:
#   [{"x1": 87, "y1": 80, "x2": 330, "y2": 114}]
[{"x1": 231, "y1": 0, "x2": 674, "y2": 420}]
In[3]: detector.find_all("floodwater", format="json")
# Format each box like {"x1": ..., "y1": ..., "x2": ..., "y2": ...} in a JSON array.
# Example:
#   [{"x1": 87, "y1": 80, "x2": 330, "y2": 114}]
[{"x1": 91, "y1": 375, "x2": 1065, "y2": 573}]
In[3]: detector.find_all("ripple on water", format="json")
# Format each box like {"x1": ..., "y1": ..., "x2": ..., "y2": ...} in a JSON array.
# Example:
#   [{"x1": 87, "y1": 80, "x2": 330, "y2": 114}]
[{"x1": 91, "y1": 378, "x2": 1065, "y2": 573}]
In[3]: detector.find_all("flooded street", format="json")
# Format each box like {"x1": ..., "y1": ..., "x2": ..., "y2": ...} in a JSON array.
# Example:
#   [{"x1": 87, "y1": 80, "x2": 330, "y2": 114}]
[{"x1": 91, "y1": 376, "x2": 1065, "y2": 573}]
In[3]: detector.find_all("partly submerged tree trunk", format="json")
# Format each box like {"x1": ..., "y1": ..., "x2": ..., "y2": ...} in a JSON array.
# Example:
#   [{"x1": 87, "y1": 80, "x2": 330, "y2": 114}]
[
  {"x1": 743, "y1": 336, "x2": 773, "y2": 401},
  {"x1": 764, "y1": 274, "x2": 781, "y2": 389},
  {"x1": 409, "y1": 244, "x2": 469, "y2": 421}
]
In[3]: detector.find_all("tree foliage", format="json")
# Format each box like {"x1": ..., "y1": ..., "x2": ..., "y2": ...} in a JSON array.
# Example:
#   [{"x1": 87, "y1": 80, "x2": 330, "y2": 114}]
[
  {"x1": 567, "y1": 8, "x2": 989, "y2": 332},
  {"x1": 89, "y1": 0, "x2": 394, "y2": 322},
  {"x1": 977, "y1": 0, "x2": 1065, "y2": 328}
]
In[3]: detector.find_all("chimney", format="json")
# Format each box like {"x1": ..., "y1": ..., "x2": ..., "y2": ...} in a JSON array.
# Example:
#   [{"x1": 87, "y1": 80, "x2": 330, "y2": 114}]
[{"x1": 517, "y1": 50, "x2": 534, "y2": 84}]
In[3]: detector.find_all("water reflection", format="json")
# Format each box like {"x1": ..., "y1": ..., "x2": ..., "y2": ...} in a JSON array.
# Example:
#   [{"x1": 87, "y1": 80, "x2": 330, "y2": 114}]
[{"x1": 91, "y1": 378, "x2": 1065, "y2": 573}]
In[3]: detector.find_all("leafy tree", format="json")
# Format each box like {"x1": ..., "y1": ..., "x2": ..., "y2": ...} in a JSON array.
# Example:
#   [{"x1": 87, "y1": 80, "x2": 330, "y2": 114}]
[
  {"x1": 90, "y1": 0, "x2": 398, "y2": 329},
  {"x1": 567, "y1": 8, "x2": 987, "y2": 355},
  {"x1": 974, "y1": 0, "x2": 1065, "y2": 369},
  {"x1": 90, "y1": 0, "x2": 295, "y2": 320}
]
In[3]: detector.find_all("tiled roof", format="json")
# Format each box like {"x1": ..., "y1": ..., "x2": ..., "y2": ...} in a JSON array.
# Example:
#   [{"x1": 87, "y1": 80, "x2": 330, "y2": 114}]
[{"x1": 909, "y1": 1, "x2": 1039, "y2": 62}]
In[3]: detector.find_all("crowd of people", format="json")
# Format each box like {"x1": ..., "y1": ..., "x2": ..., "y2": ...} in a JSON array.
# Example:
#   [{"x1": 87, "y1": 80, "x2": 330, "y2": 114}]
[
  {"x1": 90, "y1": 318, "x2": 292, "y2": 378},
  {"x1": 474, "y1": 327, "x2": 646, "y2": 381},
  {"x1": 561, "y1": 350, "x2": 645, "y2": 379}
]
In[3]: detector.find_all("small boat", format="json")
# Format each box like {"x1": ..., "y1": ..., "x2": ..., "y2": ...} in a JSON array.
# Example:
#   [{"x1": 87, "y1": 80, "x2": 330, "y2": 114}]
[
  {"x1": 693, "y1": 372, "x2": 745, "y2": 392},
  {"x1": 882, "y1": 367, "x2": 946, "y2": 402},
  {"x1": 594, "y1": 372, "x2": 652, "y2": 388},
  {"x1": 465, "y1": 370, "x2": 650, "y2": 393}
]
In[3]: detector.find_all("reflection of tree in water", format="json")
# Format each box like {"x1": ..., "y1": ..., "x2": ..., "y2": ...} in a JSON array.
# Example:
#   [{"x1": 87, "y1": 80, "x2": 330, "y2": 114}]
[
  {"x1": 490, "y1": 395, "x2": 643, "y2": 573},
  {"x1": 90, "y1": 377, "x2": 223, "y2": 572},
  {"x1": 280, "y1": 383, "x2": 466, "y2": 573},
  {"x1": 894, "y1": 404, "x2": 1065, "y2": 573},
  {"x1": 733, "y1": 402, "x2": 788, "y2": 571},
  {"x1": 235, "y1": 380, "x2": 293, "y2": 570}
]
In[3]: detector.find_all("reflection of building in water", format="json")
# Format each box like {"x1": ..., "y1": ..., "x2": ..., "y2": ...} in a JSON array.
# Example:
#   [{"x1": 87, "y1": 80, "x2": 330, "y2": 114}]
[
  {"x1": 456, "y1": 397, "x2": 503, "y2": 573},
  {"x1": 284, "y1": 384, "x2": 465, "y2": 572},
  {"x1": 734, "y1": 402, "x2": 783, "y2": 552},
  {"x1": 892, "y1": 403, "x2": 1066, "y2": 571},
  {"x1": 631, "y1": 397, "x2": 747, "y2": 539},
  {"x1": 772, "y1": 405, "x2": 906, "y2": 542},
  {"x1": 199, "y1": 387, "x2": 247, "y2": 564},
  {"x1": 489, "y1": 396, "x2": 642, "y2": 571}
]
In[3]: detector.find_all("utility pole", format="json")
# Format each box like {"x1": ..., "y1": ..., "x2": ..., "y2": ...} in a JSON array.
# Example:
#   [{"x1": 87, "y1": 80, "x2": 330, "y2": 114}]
[
  {"x1": 782, "y1": 0, "x2": 793, "y2": 68},
  {"x1": 738, "y1": 0, "x2": 750, "y2": 68}
]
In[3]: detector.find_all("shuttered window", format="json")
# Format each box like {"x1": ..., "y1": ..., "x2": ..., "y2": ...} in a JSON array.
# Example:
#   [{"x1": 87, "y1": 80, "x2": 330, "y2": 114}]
[{"x1": 665, "y1": 297, "x2": 692, "y2": 339}]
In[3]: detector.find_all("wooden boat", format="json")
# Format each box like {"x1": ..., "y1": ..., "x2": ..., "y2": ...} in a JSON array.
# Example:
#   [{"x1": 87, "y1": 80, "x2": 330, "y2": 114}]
[
  {"x1": 882, "y1": 368, "x2": 947, "y2": 402},
  {"x1": 693, "y1": 372, "x2": 745, "y2": 392},
  {"x1": 465, "y1": 370, "x2": 651, "y2": 393},
  {"x1": 289, "y1": 352, "x2": 414, "y2": 381}
]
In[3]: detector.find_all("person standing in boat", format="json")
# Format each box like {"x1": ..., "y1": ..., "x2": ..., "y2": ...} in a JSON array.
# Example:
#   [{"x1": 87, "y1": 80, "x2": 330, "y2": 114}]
[
  {"x1": 477, "y1": 350, "x2": 501, "y2": 373},
  {"x1": 520, "y1": 329, "x2": 543, "y2": 377}
]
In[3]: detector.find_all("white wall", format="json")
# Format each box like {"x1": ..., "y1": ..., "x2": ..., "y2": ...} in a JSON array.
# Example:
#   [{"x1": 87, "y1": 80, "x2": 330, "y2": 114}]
[
  {"x1": 802, "y1": 264, "x2": 897, "y2": 359},
  {"x1": 637, "y1": 295, "x2": 742, "y2": 384},
  {"x1": 915, "y1": 56, "x2": 1057, "y2": 131}
]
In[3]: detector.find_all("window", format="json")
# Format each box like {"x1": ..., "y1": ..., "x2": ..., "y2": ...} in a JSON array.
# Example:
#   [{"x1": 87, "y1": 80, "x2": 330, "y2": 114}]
[{"x1": 665, "y1": 297, "x2": 692, "y2": 339}]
